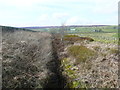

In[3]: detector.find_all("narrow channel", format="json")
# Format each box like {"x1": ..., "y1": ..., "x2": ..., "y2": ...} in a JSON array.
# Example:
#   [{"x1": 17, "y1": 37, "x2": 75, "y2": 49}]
[{"x1": 44, "y1": 33, "x2": 67, "y2": 89}]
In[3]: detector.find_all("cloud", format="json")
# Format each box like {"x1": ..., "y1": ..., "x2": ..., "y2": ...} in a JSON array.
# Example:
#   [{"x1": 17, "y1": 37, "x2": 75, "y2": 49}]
[
  {"x1": 66, "y1": 16, "x2": 79, "y2": 25},
  {"x1": 52, "y1": 12, "x2": 69, "y2": 19},
  {"x1": 38, "y1": 14, "x2": 50, "y2": 22},
  {"x1": 66, "y1": 14, "x2": 118, "y2": 25},
  {"x1": 34, "y1": 13, "x2": 69, "y2": 26},
  {"x1": 66, "y1": 16, "x2": 92, "y2": 25},
  {"x1": 92, "y1": 0, "x2": 118, "y2": 14},
  {"x1": 0, "y1": 0, "x2": 118, "y2": 26}
]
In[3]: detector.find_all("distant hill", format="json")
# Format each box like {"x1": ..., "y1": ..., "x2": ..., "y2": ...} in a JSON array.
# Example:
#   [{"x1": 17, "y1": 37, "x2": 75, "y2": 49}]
[
  {"x1": 0, "y1": 25, "x2": 36, "y2": 32},
  {"x1": 22, "y1": 25, "x2": 111, "y2": 29}
]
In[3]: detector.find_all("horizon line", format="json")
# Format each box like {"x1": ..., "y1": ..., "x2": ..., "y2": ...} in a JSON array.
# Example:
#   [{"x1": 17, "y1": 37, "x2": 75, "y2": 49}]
[{"x1": 0, "y1": 24, "x2": 118, "y2": 28}]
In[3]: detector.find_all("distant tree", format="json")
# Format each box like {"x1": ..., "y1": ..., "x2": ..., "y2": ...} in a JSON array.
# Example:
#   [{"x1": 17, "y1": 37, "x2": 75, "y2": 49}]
[{"x1": 59, "y1": 22, "x2": 67, "y2": 41}]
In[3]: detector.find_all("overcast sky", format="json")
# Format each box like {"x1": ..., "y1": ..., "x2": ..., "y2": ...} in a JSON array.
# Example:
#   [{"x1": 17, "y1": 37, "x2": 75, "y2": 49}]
[{"x1": 0, "y1": 0, "x2": 119, "y2": 27}]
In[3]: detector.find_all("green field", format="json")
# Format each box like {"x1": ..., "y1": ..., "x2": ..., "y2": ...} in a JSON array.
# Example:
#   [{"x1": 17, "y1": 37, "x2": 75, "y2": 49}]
[
  {"x1": 78, "y1": 32, "x2": 118, "y2": 43},
  {"x1": 30, "y1": 25, "x2": 118, "y2": 44},
  {"x1": 72, "y1": 25, "x2": 118, "y2": 33},
  {"x1": 67, "y1": 26, "x2": 118, "y2": 44}
]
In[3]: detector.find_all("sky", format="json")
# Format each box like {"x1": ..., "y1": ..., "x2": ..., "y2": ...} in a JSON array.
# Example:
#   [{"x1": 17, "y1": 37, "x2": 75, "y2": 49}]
[{"x1": 0, "y1": 0, "x2": 119, "y2": 27}]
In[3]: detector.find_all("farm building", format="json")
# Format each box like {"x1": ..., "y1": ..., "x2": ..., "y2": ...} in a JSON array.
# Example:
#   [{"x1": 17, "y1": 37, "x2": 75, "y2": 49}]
[
  {"x1": 70, "y1": 28, "x2": 76, "y2": 31},
  {"x1": 93, "y1": 29, "x2": 103, "y2": 32}
]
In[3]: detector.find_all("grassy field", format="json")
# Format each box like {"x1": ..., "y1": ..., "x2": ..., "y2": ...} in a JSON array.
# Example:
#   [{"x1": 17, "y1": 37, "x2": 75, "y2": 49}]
[
  {"x1": 71, "y1": 26, "x2": 118, "y2": 43},
  {"x1": 74, "y1": 25, "x2": 118, "y2": 33},
  {"x1": 29, "y1": 25, "x2": 118, "y2": 44},
  {"x1": 78, "y1": 32, "x2": 118, "y2": 43}
]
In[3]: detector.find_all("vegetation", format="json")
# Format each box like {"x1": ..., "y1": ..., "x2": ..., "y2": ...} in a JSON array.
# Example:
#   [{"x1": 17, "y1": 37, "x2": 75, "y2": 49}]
[
  {"x1": 2, "y1": 28, "x2": 55, "y2": 89},
  {"x1": 109, "y1": 48, "x2": 119, "y2": 55},
  {"x1": 93, "y1": 46, "x2": 101, "y2": 51},
  {"x1": 28, "y1": 25, "x2": 118, "y2": 88},
  {"x1": 2, "y1": 25, "x2": 119, "y2": 89},
  {"x1": 61, "y1": 58, "x2": 89, "y2": 88},
  {"x1": 28, "y1": 25, "x2": 118, "y2": 43},
  {"x1": 64, "y1": 34, "x2": 80, "y2": 38},
  {"x1": 63, "y1": 34, "x2": 94, "y2": 45},
  {"x1": 68, "y1": 45, "x2": 96, "y2": 64},
  {"x1": 78, "y1": 33, "x2": 118, "y2": 44}
]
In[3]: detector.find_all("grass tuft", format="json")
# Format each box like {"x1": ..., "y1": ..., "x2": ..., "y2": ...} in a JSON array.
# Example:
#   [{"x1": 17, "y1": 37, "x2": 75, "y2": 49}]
[
  {"x1": 109, "y1": 48, "x2": 119, "y2": 54},
  {"x1": 61, "y1": 58, "x2": 89, "y2": 88},
  {"x1": 63, "y1": 34, "x2": 94, "y2": 45},
  {"x1": 68, "y1": 45, "x2": 96, "y2": 64},
  {"x1": 64, "y1": 34, "x2": 80, "y2": 38}
]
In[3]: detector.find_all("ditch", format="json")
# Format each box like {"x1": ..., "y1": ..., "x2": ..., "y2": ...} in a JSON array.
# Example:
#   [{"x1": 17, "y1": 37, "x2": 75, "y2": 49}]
[{"x1": 44, "y1": 33, "x2": 68, "y2": 89}]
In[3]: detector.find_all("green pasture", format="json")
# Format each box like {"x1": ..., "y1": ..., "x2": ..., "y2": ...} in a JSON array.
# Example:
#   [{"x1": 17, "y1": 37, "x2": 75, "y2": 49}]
[
  {"x1": 78, "y1": 32, "x2": 118, "y2": 44},
  {"x1": 30, "y1": 25, "x2": 119, "y2": 44},
  {"x1": 74, "y1": 26, "x2": 117, "y2": 33}
]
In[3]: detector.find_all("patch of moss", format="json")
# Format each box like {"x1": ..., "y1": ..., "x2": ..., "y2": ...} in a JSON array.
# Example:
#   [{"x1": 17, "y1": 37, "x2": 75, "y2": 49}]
[{"x1": 61, "y1": 58, "x2": 89, "y2": 88}]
